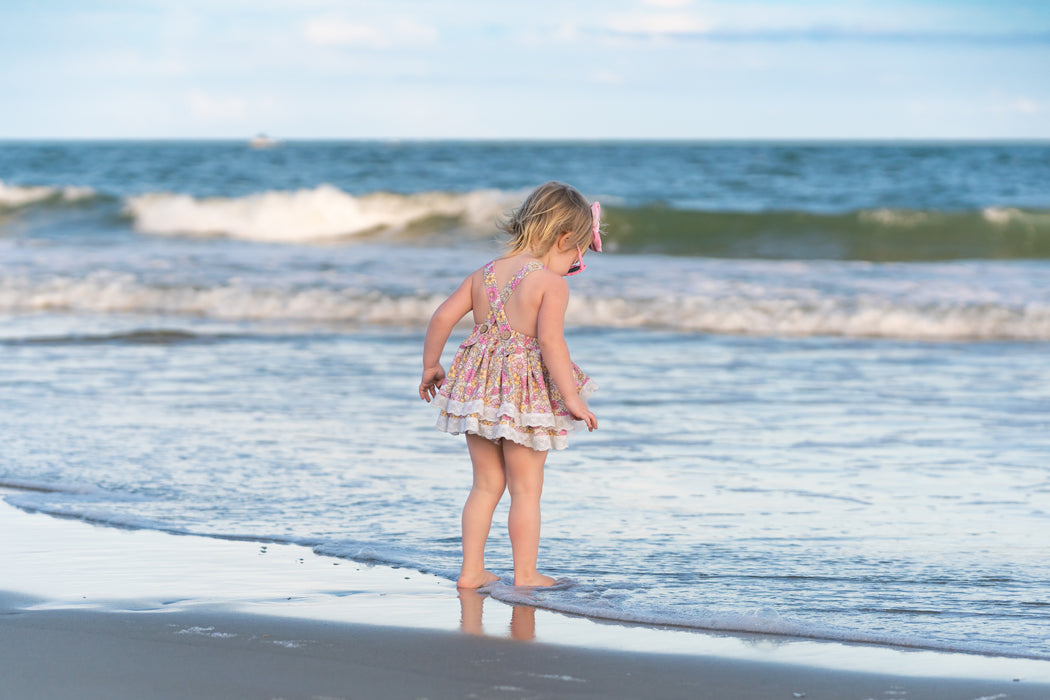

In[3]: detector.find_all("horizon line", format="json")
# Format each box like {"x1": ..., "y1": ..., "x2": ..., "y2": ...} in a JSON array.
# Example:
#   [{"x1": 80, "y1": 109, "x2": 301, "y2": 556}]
[{"x1": 2, "y1": 136, "x2": 1049, "y2": 144}]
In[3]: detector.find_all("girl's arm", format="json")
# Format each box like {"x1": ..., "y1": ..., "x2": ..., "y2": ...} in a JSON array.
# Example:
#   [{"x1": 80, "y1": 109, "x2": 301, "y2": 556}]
[
  {"x1": 536, "y1": 277, "x2": 598, "y2": 431},
  {"x1": 420, "y1": 275, "x2": 473, "y2": 402}
]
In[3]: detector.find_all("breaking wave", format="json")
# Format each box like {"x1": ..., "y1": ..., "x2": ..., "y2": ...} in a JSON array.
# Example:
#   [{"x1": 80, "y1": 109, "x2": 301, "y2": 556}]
[
  {"x1": 123, "y1": 186, "x2": 520, "y2": 242},
  {"x1": 0, "y1": 180, "x2": 97, "y2": 209},
  {"x1": 4, "y1": 178, "x2": 1050, "y2": 261},
  {"x1": 606, "y1": 205, "x2": 1050, "y2": 261},
  {"x1": 4, "y1": 273, "x2": 1049, "y2": 341},
  {"x1": 120, "y1": 188, "x2": 1050, "y2": 260}
]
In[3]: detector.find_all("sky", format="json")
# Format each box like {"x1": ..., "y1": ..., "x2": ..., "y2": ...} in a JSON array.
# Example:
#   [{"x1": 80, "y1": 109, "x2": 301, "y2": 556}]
[{"x1": 1, "y1": 0, "x2": 1048, "y2": 140}]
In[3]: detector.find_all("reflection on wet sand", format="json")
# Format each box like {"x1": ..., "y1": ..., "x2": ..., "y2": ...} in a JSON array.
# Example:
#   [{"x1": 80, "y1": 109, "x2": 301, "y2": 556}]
[{"x1": 458, "y1": 588, "x2": 535, "y2": 641}]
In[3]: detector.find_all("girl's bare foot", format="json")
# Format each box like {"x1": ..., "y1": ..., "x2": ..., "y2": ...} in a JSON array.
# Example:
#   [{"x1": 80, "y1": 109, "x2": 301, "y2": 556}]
[
  {"x1": 513, "y1": 572, "x2": 557, "y2": 587},
  {"x1": 457, "y1": 570, "x2": 500, "y2": 589}
]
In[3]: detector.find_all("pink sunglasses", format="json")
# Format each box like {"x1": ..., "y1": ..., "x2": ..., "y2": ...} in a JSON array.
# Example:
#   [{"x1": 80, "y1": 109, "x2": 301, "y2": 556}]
[{"x1": 567, "y1": 201, "x2": 603, "y2": 276}]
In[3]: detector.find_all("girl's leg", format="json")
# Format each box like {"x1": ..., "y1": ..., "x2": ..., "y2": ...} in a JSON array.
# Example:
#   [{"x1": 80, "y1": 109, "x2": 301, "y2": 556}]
[
  {"x1": 458, "y1": 433, "x2": 506, "y2": 588},
  {"x1": 502, "y1": 440, "x2": 556, "y2": 587}
]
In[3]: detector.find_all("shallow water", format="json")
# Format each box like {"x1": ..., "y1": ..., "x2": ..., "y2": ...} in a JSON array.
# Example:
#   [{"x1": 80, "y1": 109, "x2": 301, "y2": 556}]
[
  {"x1": 2, "y1": 141, "x2": 1049, "y2": 659},
  {"x1": 3, "y1": 323, "x2": 1048, "y2": 658}
]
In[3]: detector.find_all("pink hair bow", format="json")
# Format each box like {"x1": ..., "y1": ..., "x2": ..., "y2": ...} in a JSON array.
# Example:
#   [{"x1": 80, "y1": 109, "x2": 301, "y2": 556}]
[{"x1": 589, "y1": 201, "x2": 603, "y2": 252}]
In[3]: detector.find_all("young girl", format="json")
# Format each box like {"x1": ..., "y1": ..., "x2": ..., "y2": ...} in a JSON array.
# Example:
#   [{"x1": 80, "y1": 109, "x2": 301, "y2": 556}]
[{"x1": 419, "y1": 181, "x2": 601, "y2": 589}]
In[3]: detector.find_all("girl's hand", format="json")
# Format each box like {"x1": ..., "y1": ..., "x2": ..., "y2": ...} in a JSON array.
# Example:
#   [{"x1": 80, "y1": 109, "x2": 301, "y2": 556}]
[
  {"x1": 565, "y1": 396, "x2": 598, "y2": 431},
  {"x1": 419, "y1": 365, "x2": 446, "y2": 402}
]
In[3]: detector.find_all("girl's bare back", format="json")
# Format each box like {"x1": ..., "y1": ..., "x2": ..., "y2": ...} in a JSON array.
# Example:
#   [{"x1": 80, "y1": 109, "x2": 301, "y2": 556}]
[{"x1": 470, "y1": 254, "x2": 563, "y2": 338}]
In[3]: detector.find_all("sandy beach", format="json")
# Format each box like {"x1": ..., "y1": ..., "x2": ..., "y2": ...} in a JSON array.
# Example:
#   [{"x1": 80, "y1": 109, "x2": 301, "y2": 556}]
[
  {"x1": 4, "y1": 0, "x2": 1050, "y2": 692},
  {"x1": 3, "y1": 497, "x2": 1048, "y2": 700},
  {"x1": 8, "y1": 606, "x2": 1048, "y2": 700}
]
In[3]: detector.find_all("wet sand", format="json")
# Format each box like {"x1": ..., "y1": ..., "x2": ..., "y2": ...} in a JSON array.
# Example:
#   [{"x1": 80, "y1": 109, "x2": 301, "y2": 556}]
[{"x1": 2, "y1": 497, "x2": 1048, "y2": 699}]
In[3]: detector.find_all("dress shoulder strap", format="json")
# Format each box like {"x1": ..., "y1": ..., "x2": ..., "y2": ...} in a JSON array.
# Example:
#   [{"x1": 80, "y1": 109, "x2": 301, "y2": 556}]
[
  {"x1": 481, "y1": 261, "x2": 500, "y2": 323},
  {"x1": 488, "y1": 260, "x2": 544, "y2": 338},
  {"x1": 499, "y1": 260, "x2": 545, "y2": 305}
]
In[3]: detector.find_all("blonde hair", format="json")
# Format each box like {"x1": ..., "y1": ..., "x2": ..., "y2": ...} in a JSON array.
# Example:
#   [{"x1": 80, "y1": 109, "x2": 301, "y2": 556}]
[{"x1": 501, "y1": 181, "x2": 595, "y2": 256}]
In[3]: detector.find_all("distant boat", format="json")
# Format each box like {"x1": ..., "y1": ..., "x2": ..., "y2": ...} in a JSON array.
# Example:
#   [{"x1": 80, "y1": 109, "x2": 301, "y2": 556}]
[{"x1": 249, "y1": 133, "x2": 279, "y2": 149}]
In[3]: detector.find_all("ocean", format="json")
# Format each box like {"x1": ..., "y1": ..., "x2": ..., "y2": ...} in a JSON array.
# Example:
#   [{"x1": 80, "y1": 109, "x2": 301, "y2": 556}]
[{"x1": 2, "y1": 140, "x2": 1049, "y2": 659}]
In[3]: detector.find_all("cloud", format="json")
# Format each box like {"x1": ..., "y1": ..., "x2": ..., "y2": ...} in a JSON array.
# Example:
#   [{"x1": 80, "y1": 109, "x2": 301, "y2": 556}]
[
  {"x1": 189, "y1": 91, "x2": 246, "y2": 121},
  {"x1": 599, "y1": 3, "x2": 1050, "y2": 45},
  {"x1": 303, "y1": 17, "x2": 437, "y2": 49},
  {"x1": 305, "y1": 19, "x2": 386, "y2": 47},
  {"x1": 1011, "y1": 97, "x2": 1039, "y2": 115},
  {"x1": 591, "y1": 70, "x2": 623, "y2": 85},
  {"x1": 991, "y1": 97, "x2": 1041, "y2": 116},
  {"x1": 554, "y1": 21, "x2": 581, "y2": 41},
  {"x1": 643, "y1": 0, "x2": 694, "y2": 7},
  {"x1": 607, "y1": 25, "x2": 1050, "y2": 45},
  {"x1": 606, "y1": 12, "x2": 712, "y2": 37}
]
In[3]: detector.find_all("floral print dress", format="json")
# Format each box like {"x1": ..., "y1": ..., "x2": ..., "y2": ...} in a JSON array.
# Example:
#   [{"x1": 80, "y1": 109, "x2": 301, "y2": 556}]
[{"x1": 434, "y1": 260, "x2": 597, "y2": 451}]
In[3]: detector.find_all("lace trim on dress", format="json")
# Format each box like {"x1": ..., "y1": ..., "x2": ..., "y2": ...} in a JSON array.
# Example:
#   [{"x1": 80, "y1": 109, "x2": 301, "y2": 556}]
[
  {"x1": 434, "y1": 377, "x2": 596, "y2": 431},
  {"x1": 435, "y1": 414, "x2": 571, "y2": 452}
]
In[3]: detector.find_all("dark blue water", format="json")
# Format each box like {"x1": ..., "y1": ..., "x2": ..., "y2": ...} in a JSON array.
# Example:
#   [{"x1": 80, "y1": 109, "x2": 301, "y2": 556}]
[{"x1": 3, "y1": 140, "x2": 1049, "y2": 211}]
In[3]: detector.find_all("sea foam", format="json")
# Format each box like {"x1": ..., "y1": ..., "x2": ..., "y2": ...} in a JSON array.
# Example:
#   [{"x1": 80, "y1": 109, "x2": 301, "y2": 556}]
[
  {"x1": 124, "y1": 185, "x2": 518, "y2": 242},
  {"x1": 3, "y1": 273, "x2": 1049, "y2": 341},
  {"x1": 0, "y1": 180, "x2": 95, "y2": 209}
]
